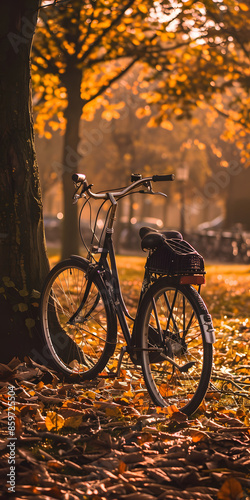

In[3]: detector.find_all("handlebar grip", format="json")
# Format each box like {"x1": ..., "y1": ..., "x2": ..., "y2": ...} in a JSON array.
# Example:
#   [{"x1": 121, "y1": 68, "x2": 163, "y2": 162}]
[
  {"x1": 152, "y1": 174, "x2": 175, "y2": 182},
  {"x1": 72, "y1": 173, "x2": 86, "y2": 183}
]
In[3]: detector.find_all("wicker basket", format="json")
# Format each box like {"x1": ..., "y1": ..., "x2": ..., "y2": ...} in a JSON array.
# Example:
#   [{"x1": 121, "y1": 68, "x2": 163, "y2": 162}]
[{"x1": 147, "y1": 239, "x2": 205, "y2": 276}]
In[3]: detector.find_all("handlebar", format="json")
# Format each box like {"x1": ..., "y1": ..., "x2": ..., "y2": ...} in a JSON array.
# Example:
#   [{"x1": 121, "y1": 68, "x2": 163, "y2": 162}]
[
  {"x1": 152, "y1": 174, "x2": 175, "y2": 182},
  {"x1": 72, "y1": 172, "x2": 175, "y2": 201}
]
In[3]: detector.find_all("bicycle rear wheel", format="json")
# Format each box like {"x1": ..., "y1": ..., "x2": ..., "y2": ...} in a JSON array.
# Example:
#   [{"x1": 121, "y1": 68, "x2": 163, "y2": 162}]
[
  {"x1": 138, "y1": 279, "x2": 214, "y2": 415},
  {"x1": 40, "y1": 257, "x2": 117, "y2": 379}
]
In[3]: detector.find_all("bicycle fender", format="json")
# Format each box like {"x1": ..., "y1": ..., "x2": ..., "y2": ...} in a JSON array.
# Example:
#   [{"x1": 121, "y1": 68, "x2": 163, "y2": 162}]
[
  {"x1": 200, "y1": 314, "x2": 215, "y2": 343},
  {"x1": 70, "y1": 255, "x2": 90, "y2": 266}
]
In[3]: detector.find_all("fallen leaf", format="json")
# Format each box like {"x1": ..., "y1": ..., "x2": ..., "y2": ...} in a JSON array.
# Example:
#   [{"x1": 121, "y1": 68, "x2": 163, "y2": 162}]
[
  {"x1": 218, "y1": 477, "x2": 244, "y2": 500},
  {"x1": 118, "y1": 460, "x2": 127, "y2": 474},
  {"x1": 45, "y1": 411, "x2": 64, "y2": 431},
  {"x1": 189, "y1": 429, "x2": 209, "y2": 442}
]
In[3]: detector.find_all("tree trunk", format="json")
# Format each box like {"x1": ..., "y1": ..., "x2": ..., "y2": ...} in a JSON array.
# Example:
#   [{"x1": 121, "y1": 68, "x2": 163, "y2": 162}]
[
  {"x1": 112, "y1": 128, "x2": 136, "y2": 252},
  {"x1": 61, "y1": 67, "x2": 83, "y2": 259},
  {"x1": 0, "y1": 1, "x2": 50, "y2": 362},
  {"x1": 225, "y1": 167, "x2": 250, "y2": 230}
]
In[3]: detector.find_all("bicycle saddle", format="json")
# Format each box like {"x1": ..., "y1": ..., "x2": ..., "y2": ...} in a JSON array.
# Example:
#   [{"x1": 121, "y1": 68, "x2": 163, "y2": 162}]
[{"x1": 139, "y1": 226, "x2": 183, "y2": 251}]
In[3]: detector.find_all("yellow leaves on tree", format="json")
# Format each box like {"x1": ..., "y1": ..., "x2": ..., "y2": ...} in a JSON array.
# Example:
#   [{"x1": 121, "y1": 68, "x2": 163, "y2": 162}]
[
  {"x1": 138, "y1": 4, "x2": 148, "y2": 14},
  {"x1": 32, "y1": 0, "x2": 179, "y2": 137},
  {"x1": 31, "y1": 0, "x2": 250, "y2": 170},
  {"x1": 238, "y1": 2, "x2": 248, "y2": 11},
  {"x1": 160, "y1": 120, "x2": 174, "y2": 131}
]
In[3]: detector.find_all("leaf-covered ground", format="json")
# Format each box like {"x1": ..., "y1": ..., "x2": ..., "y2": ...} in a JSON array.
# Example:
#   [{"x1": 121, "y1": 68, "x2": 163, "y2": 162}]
[{"x1": 0, "y1": 259, "x2": 249, "y2": 499}]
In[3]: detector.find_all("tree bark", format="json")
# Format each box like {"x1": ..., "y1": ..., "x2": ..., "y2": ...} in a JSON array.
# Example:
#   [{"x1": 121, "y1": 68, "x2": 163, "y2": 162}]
[
  {"x1": 225, "y1": 167, "x2": 250, "y2": 230},
  {"x1": 0, "y1": 1, "x2": 50, "y2": 362},
  {"x1": 61, "y1": 66, "x2": 83, "y2": 259}
]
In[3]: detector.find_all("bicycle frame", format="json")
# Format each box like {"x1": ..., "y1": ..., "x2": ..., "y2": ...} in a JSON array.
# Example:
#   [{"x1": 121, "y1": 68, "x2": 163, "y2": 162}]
[
  {"x1": 73, "y1": 174, "x2": 170, "y2": 318},
  {"x1": 71, "y1": 172, "x2": 195, "y2": 372}
]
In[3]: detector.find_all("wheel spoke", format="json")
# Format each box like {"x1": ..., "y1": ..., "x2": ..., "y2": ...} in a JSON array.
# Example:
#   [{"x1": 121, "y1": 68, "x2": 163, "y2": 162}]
[
  {"x1": 166, "y1": 288, "x2": 178, "y2": 332},
  {"x1": 163, "y1": 291, "x2": 179, "y2": 333},
  {"x1": 152, "y1": 298, "x2": 163, "y2": 341}
]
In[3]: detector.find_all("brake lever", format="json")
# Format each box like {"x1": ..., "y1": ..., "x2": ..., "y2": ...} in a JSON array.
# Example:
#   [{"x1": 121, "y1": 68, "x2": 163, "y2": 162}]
[
  {"x1": 72, "y1": 184, "x2": 82, "y2": 203},
  {"x1": 72, "y1": 193, "x2": 82, "y2": 204},
  {"x1": 152, "y1": 190, "x2": 168, "y2": 199},
  {"x1": 138, "y1": 189, "x2": 168, "y2": 199},
  {"x1": 72, "y1": 182, "x2": 93, "y2": 203}
]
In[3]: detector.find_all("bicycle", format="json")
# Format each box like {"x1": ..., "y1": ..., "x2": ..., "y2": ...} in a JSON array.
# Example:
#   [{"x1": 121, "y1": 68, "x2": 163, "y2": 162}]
[{"x1": 40, "y1": 173, "x2": 215, "y2": 416}]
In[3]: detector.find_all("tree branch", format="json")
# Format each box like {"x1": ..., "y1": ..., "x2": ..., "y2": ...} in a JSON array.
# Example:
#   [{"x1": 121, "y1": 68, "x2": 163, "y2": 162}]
[
  {"x1": 78, "y1": 0, "x2": 137, "y2": 64},
  {"x1": 32, "y1": 45, "x2": 58, "y2": 74},
  {"x1": 39, "y1": 9, "x2": 69, "y2": 59},
  {"x1": 80, "y1": 1, "x2": 97, "y2": 48},
  {"x1": 212, "y1": 105, "x2": 249, "y2": 130},
  {"x1": 86, "y1": 32, "x2": 156, "y2": 66},
  {"x1": 35, "y1": 0, "x2": 72, "y2": 13},
  {"x1": 206, "y1": 6, "x2": 249, "y2": 60},
  {"x1": 83, "y1": 57, "x2": 139, "y2": 106},
  {"x1": 32, "y1": 59, "x2": 49, "y2": 74}
]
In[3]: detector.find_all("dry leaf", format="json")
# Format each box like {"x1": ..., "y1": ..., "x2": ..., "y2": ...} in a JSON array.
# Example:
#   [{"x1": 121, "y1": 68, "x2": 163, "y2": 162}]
[
  {"x1": 218, "y1": 477, "x2": 244, "y2": 500},
  {"x1": 45, "y1": 411, "x2": 64, "y2": 431},
  {"x1": 118, "y1": 460, "x2": 127, "y2": 474},
  {"x1": 189, "y1": 429, "x2": 209, "y2": 442}
]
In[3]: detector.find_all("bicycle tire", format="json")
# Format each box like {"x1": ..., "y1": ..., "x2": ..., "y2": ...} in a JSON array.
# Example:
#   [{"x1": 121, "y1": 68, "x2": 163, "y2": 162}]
[
  {"x1": 40, "y1": 257, "x2": 117, "y2": 379},
  {"x1": 137, "y1": 279, "x2": 213, "y2": 415}
]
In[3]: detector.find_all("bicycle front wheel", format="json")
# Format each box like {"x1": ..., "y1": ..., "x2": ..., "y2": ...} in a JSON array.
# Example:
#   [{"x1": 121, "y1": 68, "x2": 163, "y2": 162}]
[
  {"x1": 138, "y1": 279, "x2": 214, "y2": 415},
  {"x1": 40, "y1": 257, "x2": 117, "y2": 379}
]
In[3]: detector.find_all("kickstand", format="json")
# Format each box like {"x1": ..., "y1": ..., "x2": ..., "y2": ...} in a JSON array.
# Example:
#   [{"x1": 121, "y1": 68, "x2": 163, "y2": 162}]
[{"x1": 97, "y1": 346, "x2": 127, "y2": 378}]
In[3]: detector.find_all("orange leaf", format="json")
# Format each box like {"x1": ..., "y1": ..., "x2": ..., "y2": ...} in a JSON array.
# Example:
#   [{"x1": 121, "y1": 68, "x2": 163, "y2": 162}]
[
  {"x1": 118, "y1": 460, "x2": 127, "y2": 474},
  {"x1": 138, "y1": 4, "x2": 148, "y2": 13},
  {"x1": 47, "y1": 460, "x2": 64, "y2": 471},
  {"x1": 166, "y1": 405, "x2": 187, "y2": 422},
  {"x1": 45, "y1": 411, "x2": 64, "y2": 431},
  {"x1": 159, "y1": 384, "x2": 173, "y2": 398},
  {"x1": 15, "y1": 416, "x2": 22, "y2": 438},
  {"x1": 105, "y1": 407, "x2": 123, "y2": 418},
  {"x1": 64, "y1": 415, "x2": 83, "y2": 429},
  {"x1": 239, "y1": 2, "x2": 248, "y2": 11},
  {"x1": 189, "y1": 429, "x2": 208, "y2": 443},
  {"x1": 218, "y1": 478, "x2": 244, "y2": 500},
  {"x1": 137, "y1": 432, "x2": 154, "y2": 445},
  {"x1": 170, "y1": 411, "x2": 188, "y2": 423},
  {"x1": 161, "y1": 120, "x2": 174, "y2": 131},
  {"x1": 166, "y1": 404, "x2": 179, "y2": 417}
]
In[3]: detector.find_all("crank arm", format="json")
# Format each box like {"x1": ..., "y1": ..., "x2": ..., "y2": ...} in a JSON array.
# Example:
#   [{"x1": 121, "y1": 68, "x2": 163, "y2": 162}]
[
  {"x1": 160, "y1": 353, "x2": 195, "y2": 373},
  {"x1": 97, "y1": 346, "x2": 128, "y2": 379}
]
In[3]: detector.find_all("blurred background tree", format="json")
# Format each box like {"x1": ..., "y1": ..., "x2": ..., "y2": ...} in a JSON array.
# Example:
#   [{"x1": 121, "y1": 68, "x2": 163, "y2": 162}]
[{"x1": 140, "y1": 0, "x2": 250, "y2": 229}]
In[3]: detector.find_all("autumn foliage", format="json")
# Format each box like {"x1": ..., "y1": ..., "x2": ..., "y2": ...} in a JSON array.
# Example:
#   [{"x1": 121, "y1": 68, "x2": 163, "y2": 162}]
[{"x1": 31, "y1": 0, "x2": 250, "y2": 257}]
